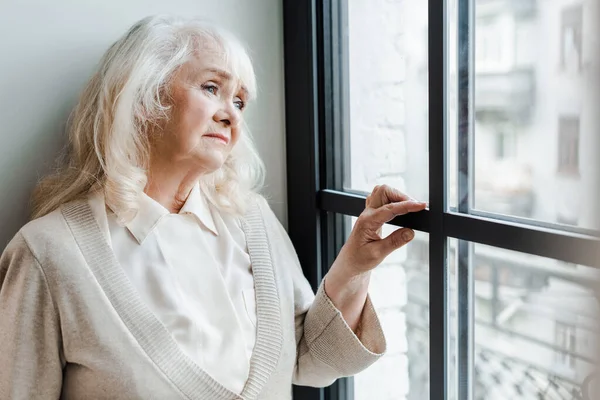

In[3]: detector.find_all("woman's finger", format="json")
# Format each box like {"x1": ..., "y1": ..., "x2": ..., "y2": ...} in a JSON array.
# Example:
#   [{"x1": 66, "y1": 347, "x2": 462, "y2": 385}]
[
  {"x1": 366, "y1": 184, "x2": 412, "y2": 209},
  {"x1": 378, "y1": 228, "x2": 415, "y2": 258},
  {"x1": 368, "y1": 200, "x2": 427, "y2": 226}
]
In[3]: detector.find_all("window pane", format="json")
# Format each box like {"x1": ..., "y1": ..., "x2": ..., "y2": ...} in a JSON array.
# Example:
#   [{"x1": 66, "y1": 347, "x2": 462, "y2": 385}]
[
  {"x1": 449, "y1": 239, "x2": 599, "y2": 399},
  {"x1": 450, "y1": 0, "x2": 600, "y2": 230},
  {"x1": 348, "y1": 218, "x2": 430, "y2": 400},
  {"x1": 345, "y1": 0, "x2": 428, "y2": 201}
]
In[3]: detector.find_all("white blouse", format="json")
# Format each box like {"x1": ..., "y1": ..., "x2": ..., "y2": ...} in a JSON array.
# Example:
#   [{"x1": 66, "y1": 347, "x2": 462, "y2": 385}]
[{"x1": 88, "y1": 184, "x2": 256, "y2": 394}]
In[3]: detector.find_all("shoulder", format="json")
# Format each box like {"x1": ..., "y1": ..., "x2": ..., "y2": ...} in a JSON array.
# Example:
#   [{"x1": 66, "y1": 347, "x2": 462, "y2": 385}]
[
  {"x1": 254, "y1": 193, "x2": 273, "y2": 216},
  {"x1": 248, "y1": 193, "x2": 297, "y2": 255},
  {"x1": 240, "y1": 192, "x2": 288, "y2": 244},
  {"x1": 1, "y1": 205, "x2": 70, "y2": 283},
  {"x1": 18, "y1": 204, "x2": 72, "y2": 251},
  {"x1": 250, "y1": 193, "x2": 281, "y2": 221},
  {"x1": 250, "y1": 193, "x2": 287, "y2": 234},
  {"x1": 1, "y1": 197, "x2": 101, "y2": 292},
  {"x1": 7, "y1": 198, "x2": 89, "y2": 266}
]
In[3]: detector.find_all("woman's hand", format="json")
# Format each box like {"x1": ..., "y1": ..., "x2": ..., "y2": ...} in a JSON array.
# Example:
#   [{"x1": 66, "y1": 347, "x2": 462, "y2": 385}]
[
  {"x1": 334, "y1": 184, "x2": 427, "y2": 275},
  {"x1": 323, "y1": 184, "x2": 427, "y2": 333}
]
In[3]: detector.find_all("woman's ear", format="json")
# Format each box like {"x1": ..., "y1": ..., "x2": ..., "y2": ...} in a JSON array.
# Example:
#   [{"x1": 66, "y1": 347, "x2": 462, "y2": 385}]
[{"x1": 158, "y1": 79, "x2": 176, "y2": 108}]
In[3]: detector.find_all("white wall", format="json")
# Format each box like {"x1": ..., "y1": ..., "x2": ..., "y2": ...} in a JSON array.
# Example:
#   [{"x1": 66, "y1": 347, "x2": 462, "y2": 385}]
[{"x1": 0, "y1": 0, "x2": 287, "y2": 248}]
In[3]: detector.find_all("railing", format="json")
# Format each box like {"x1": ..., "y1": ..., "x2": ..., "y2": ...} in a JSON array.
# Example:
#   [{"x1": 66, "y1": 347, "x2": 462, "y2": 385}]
[
  {"x1": 475, "y1": 68, "x2": 536, "y2": 123},
  {"x1": 398, "y1": 242, "x2": 598, "y2": 399},
  {"x1": 477, "y1": 0, "x2": 537, "y2": 18},
  {"x1": 405, "y1": 320, "x2": 586, "y2": 399}
]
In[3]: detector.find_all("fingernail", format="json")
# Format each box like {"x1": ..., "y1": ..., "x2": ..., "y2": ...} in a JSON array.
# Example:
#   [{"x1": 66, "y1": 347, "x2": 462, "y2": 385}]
[{"x1": 402, "y1": 229, "x2": 414, "y2": 241}]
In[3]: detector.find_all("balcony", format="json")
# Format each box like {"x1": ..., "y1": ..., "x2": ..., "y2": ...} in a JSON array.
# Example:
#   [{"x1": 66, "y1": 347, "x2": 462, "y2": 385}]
[
  {"x1": 477, "y1": 0, "x2": 537, "y2": 18},
  {"x1": 405, "y1": 237, "x2": 599, "y2": 400},
  {"x1": 475, "y1": 68, "x2": 535, "y2": 124}
]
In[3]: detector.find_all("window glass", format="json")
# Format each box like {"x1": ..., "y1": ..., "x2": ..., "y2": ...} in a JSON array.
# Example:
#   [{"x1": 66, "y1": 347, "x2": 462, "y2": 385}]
[
  {"x1": 349, "y1": 220, "x2": 431, "y2": 400},
  {"x1": 345, "y1": 0, "x2": 429, "y2": 203},
  {"x1": 448, "y1": 239, "x2": 599, "y2": 399},
  {"x1": 463, "y1": 0, "x2": 600, "y2": 230}
]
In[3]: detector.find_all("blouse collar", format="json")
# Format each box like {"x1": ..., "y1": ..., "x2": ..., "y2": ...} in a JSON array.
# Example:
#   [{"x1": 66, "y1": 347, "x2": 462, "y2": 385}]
[{"x1": 112, "y1": 183, "x2": 219, "y2": 244}]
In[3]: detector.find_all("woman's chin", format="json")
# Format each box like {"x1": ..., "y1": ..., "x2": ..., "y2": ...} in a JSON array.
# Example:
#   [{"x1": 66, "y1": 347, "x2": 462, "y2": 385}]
[
  {"x1": 196, "y1": 154, "x2": 227, "y2": 174},
  {"x1": 184, "y1": 147, "x2": 230, "y2": 174}
]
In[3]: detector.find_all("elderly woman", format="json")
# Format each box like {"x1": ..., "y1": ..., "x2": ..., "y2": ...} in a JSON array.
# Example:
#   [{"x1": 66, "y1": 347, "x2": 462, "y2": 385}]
[{"x1": 0, "y1": 15, "x2": 426, "y2": 400}]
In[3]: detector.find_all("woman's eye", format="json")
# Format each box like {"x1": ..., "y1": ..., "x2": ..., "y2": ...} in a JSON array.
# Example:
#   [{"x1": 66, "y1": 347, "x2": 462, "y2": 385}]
[
  {"x1": 202, "y1": 84, "x2": 218, "y2": 95},
  {"x1": 234, "y1": 99, "x2": 245, "y2": 110}
]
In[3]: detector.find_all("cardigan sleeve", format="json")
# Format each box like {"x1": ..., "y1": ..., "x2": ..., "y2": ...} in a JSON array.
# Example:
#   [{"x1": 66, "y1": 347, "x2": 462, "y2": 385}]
[
  {"x1": 292, "y1": 275, "x2": 386, "y2": 387},
  {"x1": 259, "y1": 198, "x2": 386, "y2": 387},
  {"x1": 0, "y1": 232, "x2": 64, "y2": 400}
]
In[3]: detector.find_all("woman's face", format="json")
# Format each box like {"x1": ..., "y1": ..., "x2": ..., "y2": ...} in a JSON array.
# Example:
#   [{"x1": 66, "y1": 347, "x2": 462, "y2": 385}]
[{"x1": 152, "y1": 48, "x2": 249, "y2": 174}]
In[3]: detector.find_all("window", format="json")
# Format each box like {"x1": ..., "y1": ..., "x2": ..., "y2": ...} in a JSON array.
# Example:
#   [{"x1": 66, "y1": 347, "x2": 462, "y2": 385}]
[
  {"x1": 470, "y1": 3, "x2": 595, "y2": 230},
  {"x1": 561, "y1": 5, "x2": 583, "y2": 71},
  {"x1": 558, "y1": 213, "x2": 579, "y2": 226},
  {"x1": 495, "y1": 133, "x2": 506, "y2": 159},
  {"x1": 558, "y1": 116, "x2": 580, "y2": 176},
  {"x1": 283, "y1": 1, "x2": 600, "y2": 399},
  {"x1": 494, "y1": 132, "x2": 515, "y2": 160},
  {"x1": 450, "y1": 241, "x2": 596, "y2": 398},
  {"x1": 352, "y1": 225, "x2": 431, "y2": 400},
  {"x1": 555, "y1": 322, "x2": 577, "y2": 370},
  {"x1": 475, "y1": 16, "x2": 511, "y2": 73}
]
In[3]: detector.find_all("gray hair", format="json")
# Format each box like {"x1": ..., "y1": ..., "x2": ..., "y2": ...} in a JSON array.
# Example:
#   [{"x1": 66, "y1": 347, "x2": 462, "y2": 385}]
[{"x1": 32, "y1": 15, "x2": 265, "y2": 223}]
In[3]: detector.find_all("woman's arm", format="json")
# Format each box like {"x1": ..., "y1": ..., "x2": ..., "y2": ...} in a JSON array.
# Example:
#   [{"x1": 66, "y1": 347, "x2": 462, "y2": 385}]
[
  {"x1": 259, "y1": 185, "x2": 424, "y2": 387},
  {"x1": 0, "y1": 232, "x2": 63, "y2": 399},
  {"x1": 291, "y1": 277, "x2": 385, "y2": 387},
  {"x1": 261, "y1": 198, "x2": 385, "y2": 387},
  {"x1": 323, "y1": 184, "x2": 425, "y2": 333}
]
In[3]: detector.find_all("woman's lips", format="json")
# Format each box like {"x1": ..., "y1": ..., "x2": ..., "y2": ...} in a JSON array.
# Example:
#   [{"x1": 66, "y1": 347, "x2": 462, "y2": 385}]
[{"x1": 203, "y1": 133, "x2": 229, "y2": 144}]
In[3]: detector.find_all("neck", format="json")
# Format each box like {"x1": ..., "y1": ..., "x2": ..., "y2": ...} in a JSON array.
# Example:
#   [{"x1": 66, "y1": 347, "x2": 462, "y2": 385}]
[{"x1": 144, "y1": 163, "x2": 205, "y2": 214}]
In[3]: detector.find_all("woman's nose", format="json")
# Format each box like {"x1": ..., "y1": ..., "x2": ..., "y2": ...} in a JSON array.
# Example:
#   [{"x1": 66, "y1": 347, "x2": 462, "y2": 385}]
[{"x1": 213, "y1": 103, "x2": 240, "y2": 127}]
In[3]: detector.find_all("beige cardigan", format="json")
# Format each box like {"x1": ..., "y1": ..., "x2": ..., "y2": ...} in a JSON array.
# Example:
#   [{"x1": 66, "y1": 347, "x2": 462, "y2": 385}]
[{"x1": 0, "y1": 194, "x2": 386, "y2": 399}]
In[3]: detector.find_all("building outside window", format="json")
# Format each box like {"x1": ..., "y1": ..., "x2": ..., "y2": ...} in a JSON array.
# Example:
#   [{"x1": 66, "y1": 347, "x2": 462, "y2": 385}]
[
  {"x1": 561, "y1": 5, "x2": 584, "y2": 71},
  {"x1": 555, "y1": 322, "x2": 577, "y2": 370},
  {"x1": 558, "y1": 116, "x2": 580, "y2": 176},
  {"x1": 283, "y1": 0, "x2": 600, "y2": 399}
]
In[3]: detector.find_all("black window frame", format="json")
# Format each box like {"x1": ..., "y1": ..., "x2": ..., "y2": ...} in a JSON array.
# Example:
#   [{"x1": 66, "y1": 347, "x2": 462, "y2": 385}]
[{"x1": 282, "y1": 1, "x2": 600, "y2": 399}]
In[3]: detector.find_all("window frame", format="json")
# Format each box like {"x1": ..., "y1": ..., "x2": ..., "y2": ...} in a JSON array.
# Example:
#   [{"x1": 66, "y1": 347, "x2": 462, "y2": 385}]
[
  {"x1": 555, "y1": 321, "x2": 578, "y2": 370},
  {"x1": 558, "y1": 115, "x2": 581, "y2": 177},
  {"x1": 282, "y1": 1, "x2": 600, "y2": 399},
  {"x1": 560, "y1": 4, "x2": 584, "y2": 71}
]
